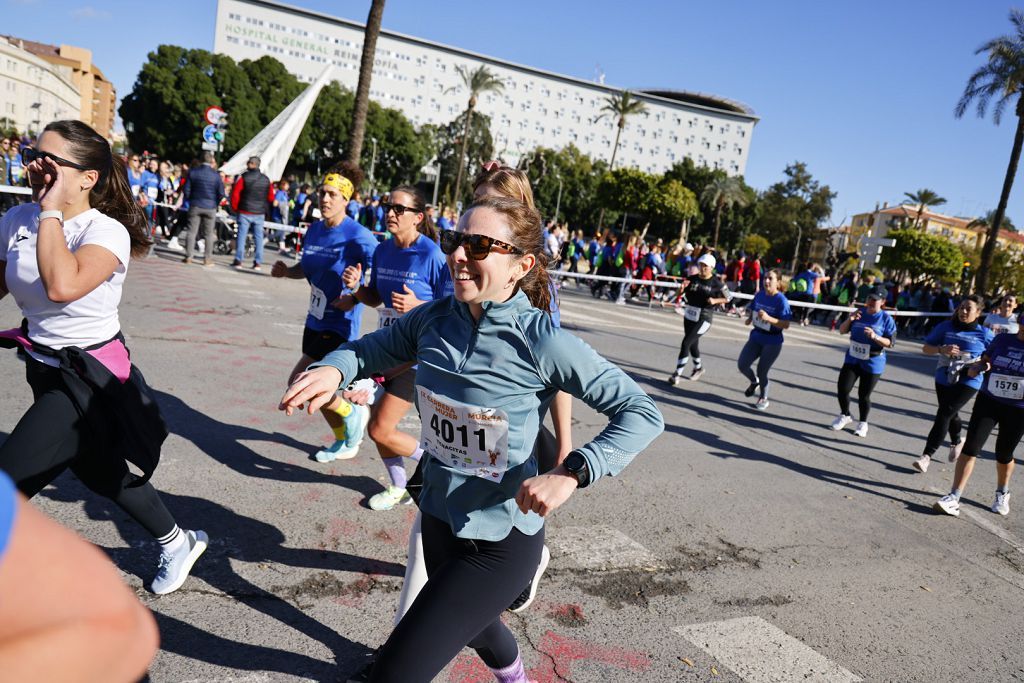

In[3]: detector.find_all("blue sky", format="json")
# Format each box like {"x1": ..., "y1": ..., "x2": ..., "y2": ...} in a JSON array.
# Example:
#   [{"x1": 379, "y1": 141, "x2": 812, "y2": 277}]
[{"x1": 6, "y1": 0, "x2": 1023, "y2": 226}]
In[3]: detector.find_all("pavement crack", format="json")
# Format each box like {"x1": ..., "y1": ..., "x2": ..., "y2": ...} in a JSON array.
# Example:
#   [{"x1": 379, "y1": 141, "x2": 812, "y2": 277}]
[{"x1": 521, "y1": 626, "x2": 569, "y2": 682}]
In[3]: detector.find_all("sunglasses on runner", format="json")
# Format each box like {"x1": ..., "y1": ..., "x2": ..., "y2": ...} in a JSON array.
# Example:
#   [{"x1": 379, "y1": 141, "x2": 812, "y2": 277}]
[
  {"x1": 21, "y1": 147, "x2": 90, "y2": 171},
  {"x1": 381, "y1": 202, "x2": 420, "y2": 217},
  {"x1": 439, "y1": 228, "x2": 523, "y2": 260}
]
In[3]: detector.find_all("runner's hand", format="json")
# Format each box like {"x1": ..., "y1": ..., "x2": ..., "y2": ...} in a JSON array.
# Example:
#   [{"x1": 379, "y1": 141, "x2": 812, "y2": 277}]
[
  {"x1": 967, "y1": 360, "x2": 991, "y2": 379},
  {"x1": 279, "y1": 366, "x2": 343, "y2": 415},
  {"x1": 757, "y1": 309, "x2": 769, "y2": 321},
  {"x1": 341, "y1": 386, "x2": 373, "y2": 406},
  {"x1": 29, "y1": 156, "x2": 69, "y2": 211},
  {"x1": 271, "y1": 261, "x2": 289, "y2": 278},
  {"x1": 516, "y1": 468, "x2": 578, "y2": 517},
  {"x1": 342, "y1": 263, "x2": 362, "y2": 290},
  {"x1": 391, "y1": 284, "x2": 423, "y2": 314},
  {"x1": 330, "y1": 295, "x2": 356, "y2": 312},
  {"x1": 943, "y1": 344, "x2": 961, "y2": 357},
  {"x1": 864, "y1": 327, "x2": 876, "y2": 340}
]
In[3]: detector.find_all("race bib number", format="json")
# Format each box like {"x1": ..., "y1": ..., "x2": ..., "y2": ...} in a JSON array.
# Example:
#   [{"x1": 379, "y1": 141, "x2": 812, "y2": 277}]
[
  {"x1": 418, "y1": 387, "x2": 510, "y2": 482},
  {"x1": 146, "y1": 186, "x2": 158, "y2": 199},
  {"x1": 989, "y1": 373, "x2": 1024, "y2": 400},
  {"x1": 308, "y1": 284, "x2": 327, "y2": 320},
  {"x1": 849, "y1": 340, "x2": 871, "y2": 360},
  {"x1": 684, "y1": 305, "x2": 701, "y2": 322},
  {"x1": 377, "y1": 307, "x2": 399, "y2": 330},
  {"x1": 752, "y1": 312, "x2": 772, "y2": 332}
]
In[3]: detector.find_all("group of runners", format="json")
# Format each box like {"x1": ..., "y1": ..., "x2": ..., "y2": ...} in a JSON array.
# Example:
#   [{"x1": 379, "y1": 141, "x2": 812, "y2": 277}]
[{"x1": 1, "y1": 117, "x2": 1023, "y2": 681}]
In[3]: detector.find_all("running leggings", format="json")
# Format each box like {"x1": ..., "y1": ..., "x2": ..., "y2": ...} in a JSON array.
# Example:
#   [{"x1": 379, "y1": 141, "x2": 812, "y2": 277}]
[
  {"x1": 836, "y1": 363, "x2": 881, "y2": 422},
  {"x1": 370, "y1": 512, "x2": 544, "y2": 682},
  {"x1": 676, "y1": 317, "x2": 712, "y2": 365},
  {"x1": 923, "y1": 382, "x2": 977, "y2": 456},
  {"x1": 0, "y1": 360, "x2": 176, "y2": 539},
  {"x1": 962, "y1": 392, "x2": 1024, "y2": 464},
  {"x1": 736, "y1": 339, "x2": 783, "y2": 399}
]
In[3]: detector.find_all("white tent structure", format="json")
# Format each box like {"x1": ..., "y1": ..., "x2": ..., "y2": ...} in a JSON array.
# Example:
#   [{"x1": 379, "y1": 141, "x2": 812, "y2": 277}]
[{"x1": 219, "y1": 64, "x2": 334, "y2": 181}]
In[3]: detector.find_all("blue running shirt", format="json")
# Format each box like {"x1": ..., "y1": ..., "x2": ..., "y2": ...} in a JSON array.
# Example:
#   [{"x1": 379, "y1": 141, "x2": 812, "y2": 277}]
[
  {"x1": 301, "y1": 217, "x2": 378, "y2": 339},
  {"x1": 924, "y1": 320, "x2": 994, "y2": 390},
  {"x1": 369, "y1": 235, "x2": 448, "y2": 329},
  {"x1": 844, "y1": 309, "x2": 897, "y2": 374},
  {"x1": 981, "y1": 333, "x2": 1024, "y2": 409},
  {"x1": 748, "y1": 290, "x2": 792, "y2": 345},
  {"x1": 0, "y1": 470, "x2": 16, "y2": 565}
]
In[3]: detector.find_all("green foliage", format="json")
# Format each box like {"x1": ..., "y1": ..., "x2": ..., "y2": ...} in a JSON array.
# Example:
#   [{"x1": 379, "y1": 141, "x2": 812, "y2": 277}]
[
  {"x1": 519, "y1": 145, "x2": 608, "y2": 229},
  {"x1": 0, "y1": 117, "x2": 20, "y2": 139},
  {"x1": 427, "y1": 110, "x2": 494, "y2": 205},
  {"x1": 961, "y1": 244, "x2": 1024, "y2": 293},
  {"x1": 594, "y1": 168, "x2": 698, "y2": 239},
  {"x1": 756, "y1": 162, "x2": 836, "y2": 264},
  {"x1": 742, "y1": 234, "x2": 771, "y2": 256},
  {"x1": 878, "y1": 228, "x2": 963, "y2": 282}
]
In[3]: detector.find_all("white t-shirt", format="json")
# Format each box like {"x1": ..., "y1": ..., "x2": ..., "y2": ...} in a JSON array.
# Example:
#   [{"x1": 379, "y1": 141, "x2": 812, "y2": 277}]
[
  {"x1": 1, "y1": 204, "x2": 130, "y2": 352},
  {"x1": 985, "y1": 313, "x2": 1020, "y2": 335}
]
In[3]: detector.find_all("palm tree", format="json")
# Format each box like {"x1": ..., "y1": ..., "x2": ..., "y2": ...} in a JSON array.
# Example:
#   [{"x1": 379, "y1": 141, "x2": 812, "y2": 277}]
[
  {"x1": 345, "y1": 0, "x2": 387, "y2": 169},
  {"x1": 448, "y1": 65, "x2": 505, "y2": 206},
  {"x1": 903, "y1": 188, "x2": 947, "y2": 229},
  {"x1": 701, "y1": 176, "x2": 749, "y2": 250},
  {"x1": 596, "y1": 90, "x2": 648, "y2": 171},
  {"x1": 955, "y1": 8, "x2": 1024, "y2": 294}
]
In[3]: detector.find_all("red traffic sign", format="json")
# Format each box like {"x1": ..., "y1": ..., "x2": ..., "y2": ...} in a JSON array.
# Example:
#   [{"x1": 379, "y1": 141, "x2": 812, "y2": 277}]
[{"x1": 204, "y1": 106, "x2": 227, "y2": 125}]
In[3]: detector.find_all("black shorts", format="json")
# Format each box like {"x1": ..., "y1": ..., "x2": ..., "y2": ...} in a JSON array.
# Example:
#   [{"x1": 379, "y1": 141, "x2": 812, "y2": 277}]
[{"x1": 301, "y1": 327, "x2": 347, "y2": 361}]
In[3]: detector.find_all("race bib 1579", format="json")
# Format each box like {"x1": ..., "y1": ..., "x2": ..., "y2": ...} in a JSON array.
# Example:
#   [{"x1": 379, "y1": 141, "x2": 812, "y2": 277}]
[{"x1": 989, "y1": 373, "x2": 1024, "y2": 400}]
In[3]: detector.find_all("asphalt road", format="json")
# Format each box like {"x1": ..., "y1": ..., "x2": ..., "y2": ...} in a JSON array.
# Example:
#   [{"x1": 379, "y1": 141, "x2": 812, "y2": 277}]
[{"x1": 2, "y1": 248, "x2": 1023, "y2": 682}]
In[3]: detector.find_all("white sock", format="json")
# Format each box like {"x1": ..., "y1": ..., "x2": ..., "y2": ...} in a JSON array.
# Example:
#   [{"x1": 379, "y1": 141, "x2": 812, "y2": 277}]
[{"x1": 157, "y1": 525, "x2": 187, "y2": 554}]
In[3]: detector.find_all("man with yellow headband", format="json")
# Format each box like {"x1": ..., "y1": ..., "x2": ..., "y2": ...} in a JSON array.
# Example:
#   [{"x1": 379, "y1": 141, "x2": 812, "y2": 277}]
[{"x1": 271, "y1": 163, "x2": 379, "y2": 462}]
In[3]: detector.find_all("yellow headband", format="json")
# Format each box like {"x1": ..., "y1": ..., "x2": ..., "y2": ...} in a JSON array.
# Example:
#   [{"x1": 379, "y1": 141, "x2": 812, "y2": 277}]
[{"x1": 322, "y1": 173, "x2": 354, "y2": 201}]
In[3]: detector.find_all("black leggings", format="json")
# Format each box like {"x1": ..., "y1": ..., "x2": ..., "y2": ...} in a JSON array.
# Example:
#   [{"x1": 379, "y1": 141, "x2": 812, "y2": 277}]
[
  {"x1": 837, "y1": 363, "x2": 881, "y2": 422},
  {"x1": 0, "y1": 360, "x2": 176, "y2": 539},
  {"x1": 923, "y1": 382, "x2": 977, "y2": 456},
  {"x1": 676, "y1": 316, "x2": 711, "y2": 365},
  {"x1": 963, "y1": 392, "x2": 1024, "y2": 464},
  {"x1": 370, "y1": 512, "x2": 544, "y2": 682}
]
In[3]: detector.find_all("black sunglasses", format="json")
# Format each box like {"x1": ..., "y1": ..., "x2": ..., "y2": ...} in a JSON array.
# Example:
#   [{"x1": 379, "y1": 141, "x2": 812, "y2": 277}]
[
  {"x1": 381, "y1": 202, "x2": 420, "y2": 217},
  {"x1": 22, "y1": 147, "x2": 90, "y2": 171},
  {"x1": 439, "y1": 228, "x2": 523, "y2": 260}
]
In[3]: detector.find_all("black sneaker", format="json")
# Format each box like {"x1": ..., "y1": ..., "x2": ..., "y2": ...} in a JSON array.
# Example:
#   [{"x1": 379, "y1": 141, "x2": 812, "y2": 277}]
[
  {"x1": 508, "y1": 544, "x2": 550, "y2": 613},
  {"x1": 744, "y1": 382, "x2": 760, "y2": 397},
  {"x1": 231, "y1": 258, "x2": 242, "y2": 267}
]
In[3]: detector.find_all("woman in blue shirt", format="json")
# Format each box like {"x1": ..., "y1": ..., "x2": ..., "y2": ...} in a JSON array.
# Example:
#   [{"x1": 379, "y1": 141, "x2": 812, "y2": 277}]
[
  {"x1": 829, "y1": 286, "x2": 897, "y2": 438},
  {"x1": 271, "y1": 163, "x2": 378, "y2": 462},
  {"x1": 339, "y1": 185, "x2": 448, "y2": 511},
  {"x1": 280, "y1": 196, "x2": 663, "y2": 683},
  {"x1": 934, "y1": 315, "x2": 1024, "y2": 517},
  {"x1": 737, "y1": 270, "x2": 792, "y2": 411},
  {"x1": 913, "y1": 295, "x2": 993, "y2": 473}
]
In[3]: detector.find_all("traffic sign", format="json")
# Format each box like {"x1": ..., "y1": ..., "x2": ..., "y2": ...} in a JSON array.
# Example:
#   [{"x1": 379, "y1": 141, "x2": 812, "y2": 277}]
[
  {"x1": 201, "y1": 141, "x2": 219, "y2": 152},
  {"x1": 202, "y1": 125, "x2": 218, "y2": 144},
  {"x1": 204, "y1": 106, "x2": 227, "y2": 125}
]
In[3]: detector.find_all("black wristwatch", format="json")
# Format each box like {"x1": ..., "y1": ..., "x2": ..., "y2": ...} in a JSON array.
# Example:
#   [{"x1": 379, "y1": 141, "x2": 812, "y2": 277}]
[{"x1": 562, "y1": 450, "x2": 590, "y2": 489}]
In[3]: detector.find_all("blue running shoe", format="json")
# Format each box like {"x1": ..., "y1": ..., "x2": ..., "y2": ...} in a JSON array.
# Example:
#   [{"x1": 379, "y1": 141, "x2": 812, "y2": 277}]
[
  {"x1": 314, "y1": 439, "x2": 359, "y2": 462},
  {"x1": 344, "y1": 404, "x2": 370, "y2": 450}
]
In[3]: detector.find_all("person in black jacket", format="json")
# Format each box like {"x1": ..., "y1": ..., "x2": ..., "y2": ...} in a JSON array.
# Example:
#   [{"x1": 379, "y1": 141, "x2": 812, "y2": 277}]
[
  {"x1": 230, "y1": 156, "x2": 273, "y2": 270},
  {"x1": 182, "y1": 151, "x2": 224, "y2": 267}
]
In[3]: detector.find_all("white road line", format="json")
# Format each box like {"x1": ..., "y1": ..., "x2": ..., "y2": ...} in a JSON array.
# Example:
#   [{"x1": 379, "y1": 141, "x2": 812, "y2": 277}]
[
  {"x1": 273, "y1": 322, "x2": 305, "y2": 332},
  {"x1": 926, "y1": 485, "x2": 1024, "y2": 556},
  {"x1": 676, "y1": 616, "x2": 862, "y2": 683},
  {"x1": 548, "y1": 525, "x2": 664, "y2": 570}
]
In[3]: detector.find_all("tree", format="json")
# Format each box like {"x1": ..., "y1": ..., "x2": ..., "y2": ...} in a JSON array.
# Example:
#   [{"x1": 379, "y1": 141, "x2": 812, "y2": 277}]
[
  {"x1": 596, "y1": 90, "x2": 647, "y2": 171},
  {"x1": 648, "y1": 178, "x2": 699, "y2": 243},
  {"x1": 428, "y1": 110, "x2": 495, "y2": 206},
  {"x1": 448, "y1": 65, "x2": 505, "y2": 207},
  {"x1": 878, "y1": 228, "x2": 962, "y2": 283},
  {"x1": 518, "y1": 145, "x2": 608, "y2": 229},
  {"x1": 742, "y1": 234, "x2": 771, "y2": 257},
  {"x1": 955, "y1": 8, "x2": 1024, "y2": 295},
  {"x1": 756, "y1": 162, "x2": 836, "y2": 267},
  {"x1": 345, "y1": 0, "x2": 386, "y2": 167},
  {"x1": 595, "y1": 168, "x2": 698, "y2": 241},
  {"x1": 903, "y1": 188, "x2": 947, "y2": 229},
  {"x1": 701, "y1": 176, "x2": 750, "y2": 250}
]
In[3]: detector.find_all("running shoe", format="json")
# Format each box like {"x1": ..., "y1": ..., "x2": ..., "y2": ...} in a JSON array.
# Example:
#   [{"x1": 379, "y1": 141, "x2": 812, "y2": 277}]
[
  {"x1": 949, "y1": 439, "x2": 964, "y2": 463},
  {"x1": 369, "y1": 485, "x2": 412, "y2": 511},
  {"x1": 744, "y1": 382, "x2": 760, "y2": 398},
  {"x1": 151, "y1": 530, "x2": 208, "y2": 595},
  {"x1": 755, "y1": 398, "x2": 770, "y2": 411},
  {"x1": 829, "y1": 414, "x2": 852, "y2": 431},
  {"x1": 992, "y1": 491, "x2": 1011, "y2": 516},
  {"x1": 344, "y1": 403, "x2": 370, "y2": 449},
  {"x1": 667, "y1": 372, "x2": 682, "y2": 386},
  {"x1": 853, "y1": 421, "x2": 869, "y2": 438},
  {"x1": 166, "y1": 236, "x2": 183, "y2": 251},
  {"x1": 508, "y1": 544, "x2": 550, "y2": 613},
  {"x1": 912, "y1": 454, "x2": 930, "y2": 473},
  {"x1": 314, "y1": 439, "x2": 359, "y2": 462},
  {"x1": 231, "y1": 258, "x2": 242, "y2": 267},
  {"x1": 252, "y1": 262, "x2": 261, "y2": 271},
  {"x1": 933, "y1": 494, "x2": 960, "y2": 517},
  {"x1": 689, "y1": 367, "x2": 705, "y2": 382}
]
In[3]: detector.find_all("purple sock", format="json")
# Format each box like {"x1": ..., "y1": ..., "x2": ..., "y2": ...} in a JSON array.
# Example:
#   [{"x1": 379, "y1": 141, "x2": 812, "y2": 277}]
[
  {"x1": 384, "y1": 457, "x2": 407, "y2": 488},
  {"x1": 489, "y1": 654, "x2": 527, "y2": 683},
  {"x1": 409, "y1": 447, "x2": 424, "y2": 462}
]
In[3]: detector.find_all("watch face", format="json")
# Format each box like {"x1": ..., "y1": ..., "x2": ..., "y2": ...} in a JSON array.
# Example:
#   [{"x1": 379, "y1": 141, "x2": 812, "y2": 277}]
[{"x1": 565, "y1": 452, "x2": 584, "y2": 472}]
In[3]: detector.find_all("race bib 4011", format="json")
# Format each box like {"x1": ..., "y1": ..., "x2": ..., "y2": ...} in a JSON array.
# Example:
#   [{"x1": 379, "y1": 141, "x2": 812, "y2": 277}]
[{"x1": 418, "y1": 387, "x2": 510, "y2": 482}]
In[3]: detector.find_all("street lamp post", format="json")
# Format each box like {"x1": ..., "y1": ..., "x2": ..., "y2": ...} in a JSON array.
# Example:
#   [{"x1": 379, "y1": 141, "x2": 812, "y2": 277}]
[
  {"x1": 430, "y1": 160, "x2": 441, "y2": 207},
  {"x1": 791, "y1": 221, "x2": 803, "y2": 273},
  {"x1": 369, "y1": 137, "x2": 378, "y2": 190},
  {"x1": 554, "y1": 173, "x2": 563, "y2": 223}
]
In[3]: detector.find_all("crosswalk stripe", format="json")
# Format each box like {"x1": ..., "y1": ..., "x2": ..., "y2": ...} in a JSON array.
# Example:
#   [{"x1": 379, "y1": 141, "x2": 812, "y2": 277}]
[
  {"x1": 676, "y1": 616, "x2": 862, "y2": 682},
  {"x1": 548, "y1": 525, "x2": 664, "y2": 570}
]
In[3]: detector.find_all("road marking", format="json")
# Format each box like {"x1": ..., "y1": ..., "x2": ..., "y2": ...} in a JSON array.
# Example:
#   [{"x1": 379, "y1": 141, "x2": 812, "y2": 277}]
[
  {"x1": 675, "y1": 616, "x2": 862, "y2": 682},
  {"x1": 548, "y1": 525, "x2": 664, "y2": 570},
  {"x1": 926, "y1": 485, "x2": 1024, "y2": 556},
  {"x1": 273, "y1": 322, "x2": 305, "y2": 332}
]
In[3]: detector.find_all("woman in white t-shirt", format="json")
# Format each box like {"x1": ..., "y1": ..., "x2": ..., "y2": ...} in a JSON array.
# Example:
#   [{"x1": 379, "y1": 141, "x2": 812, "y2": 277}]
[
  {"x1": 0, "y1": 120, "x2": 206, "y2": 595},
  {"x1": 984, "y1": 293, "x2": 1019, "y2": 335}
]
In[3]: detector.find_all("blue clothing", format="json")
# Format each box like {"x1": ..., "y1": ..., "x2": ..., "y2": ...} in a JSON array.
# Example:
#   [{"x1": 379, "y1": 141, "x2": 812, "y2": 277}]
[
  {"x1": 586, "y1": 239, "x2": 600, "y2": 266},
  {"x1": 7, "y1": 155, "x2": 23, "y2": 185},
  {"x1": 346, "y1": 199, "x2": 361, "y2": 220},
  {"x1": 980, "y1": 333, "x2": 1024, "y2": 409},
  {"x1": 795, "y1": 270, "x2": 820, "y2": 295},
  {"x1": 301, "y1": 217, "x2": 378, "y2": 338},
  {"x1": 139, "y1": 170, "x2": 160, "y2": 203},
  {"x1": 182, "y1": 164, "x2": 224, "y2": 210},
  {"x1": 272, "y1": 189, "x2": 289, "y2": 223},
  {"x1": 127, "y1": 168, "x2": 143, "y2": 197},
  {"x1": 369, "y1": 235, "x2": 449, "y2": 309},
  {"x1": 748, "y1": 290, "x2": 792, "y2": 345},
  {"x1": 924, "y1": 320, "x2": 994, "y2": 390},
  {"x1": 313, "y1": 291, "x2": 663, "y2": 540},
  {"x1": 844, "y1": 309, "x2": 897, "y2": 374},
  {"x1": 0, "y1": 470, "x2": 15, "y2": 564},
  {"x1": 293, "y1": 192, "x2": 308, "y2": 224},
  {"x1": 436, "y1": 216, "x2": 453, "y2": 231}
]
